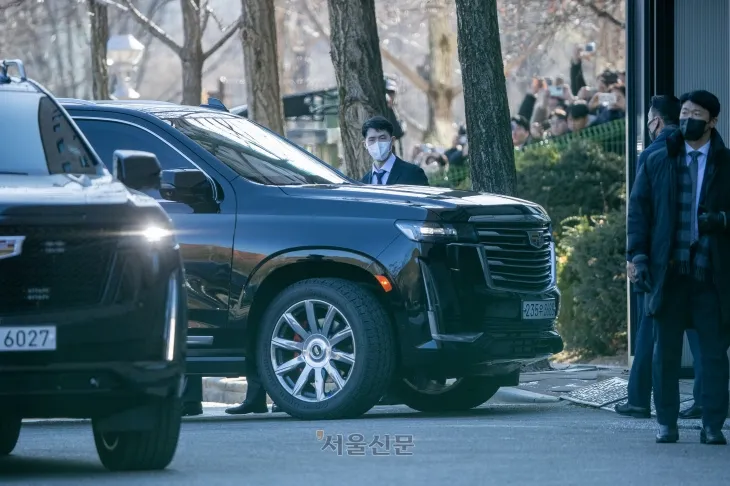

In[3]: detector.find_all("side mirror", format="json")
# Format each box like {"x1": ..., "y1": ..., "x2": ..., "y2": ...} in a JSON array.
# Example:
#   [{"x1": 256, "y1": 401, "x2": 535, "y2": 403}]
[
  {"x1": 160, "y1": 168, "x2": 214, "y2": 203},
  {"x1": 113, "y1": 150, "x2": 162, "y2": 191}
]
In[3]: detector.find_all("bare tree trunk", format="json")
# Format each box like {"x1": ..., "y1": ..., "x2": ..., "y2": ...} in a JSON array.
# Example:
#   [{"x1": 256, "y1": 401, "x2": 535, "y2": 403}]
[
  {"x1": 42, "y1": 0, "x2": 70, "y2": 96},
  {"x1": 326, "y1": 0, "x2": 387, "y2": 179},
  {"x1": 180, "y1": 0, "x2": 204, "y2": 105},
  {"x1": 455, "y1": 0, "x2": 516, "y2": 196},
  {"x1": 241, "y1": 0, "x2": 285, "y2": 135},
  {"x1": 423, "y1": 0, "x2": 456, "y2": 147},
  {"x1": 275, "y1": 4, "x2": 290, "y2": 95},
  {"x1": 88, "y1": 0, "x2": 110, "y2": 100}
]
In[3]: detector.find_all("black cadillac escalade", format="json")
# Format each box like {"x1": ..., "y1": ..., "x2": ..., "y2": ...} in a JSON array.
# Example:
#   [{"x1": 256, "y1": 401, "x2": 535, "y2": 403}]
[
  {"x1": 0, "y1": 60, "x2": 187, "y2": 471},
  {"x1": 62, "y1": 96, "x2": 564, "y2": 421}
]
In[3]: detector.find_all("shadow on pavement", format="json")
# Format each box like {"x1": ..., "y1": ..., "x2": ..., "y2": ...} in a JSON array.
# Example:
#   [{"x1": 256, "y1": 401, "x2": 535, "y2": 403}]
[
  {"x1": 0, "y1": 455, "x2": 181, "y2": 480},
  {"x1": 189, "y1": 402, "x2": 566, "y2": 423}
]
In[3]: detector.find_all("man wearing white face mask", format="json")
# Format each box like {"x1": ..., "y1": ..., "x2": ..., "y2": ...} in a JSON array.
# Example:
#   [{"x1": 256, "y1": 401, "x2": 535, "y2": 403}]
[{"x1": 360, "y1": 116, "x2": 429, "y2": 186}]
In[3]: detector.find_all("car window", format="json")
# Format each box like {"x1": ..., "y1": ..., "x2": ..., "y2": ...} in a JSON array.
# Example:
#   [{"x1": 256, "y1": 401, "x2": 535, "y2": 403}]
[
  {"x1": 168, "y1": 114, "x2": 351, "y2": 186},
  {"x1": 74, "y1": 119, "x2": 195, "y2": 172},
  {"x1": 75, "y1": 118, "x2": 196, "y2": 198},
  {"x1": 0, "y1": 93, "x2": 101, "y2": 176}
]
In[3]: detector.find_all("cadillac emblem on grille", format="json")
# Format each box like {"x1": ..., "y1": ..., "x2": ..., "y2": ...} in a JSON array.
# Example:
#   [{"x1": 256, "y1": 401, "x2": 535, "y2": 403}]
[
  {"x1": 0, "y1": 236, "x2": 25, "y2": 260},
  {"x1": 526, "y1": 230, "x2": 544, "y2": 248}
]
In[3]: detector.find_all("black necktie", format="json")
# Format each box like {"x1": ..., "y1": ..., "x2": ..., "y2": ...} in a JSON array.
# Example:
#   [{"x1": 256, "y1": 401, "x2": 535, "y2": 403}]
[
  {"x1": 374, "y1": 169, "x2": 386, "y2": 185},
  {"x1": 688, "y1": 151, "x2": 701, "y2": 243}
]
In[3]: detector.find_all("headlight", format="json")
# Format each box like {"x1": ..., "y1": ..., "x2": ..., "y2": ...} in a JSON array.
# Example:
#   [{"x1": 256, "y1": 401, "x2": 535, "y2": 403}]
[
  {"x1": 142, "y1": 226, "x2": 173, "y2": 243},
  {"x1": 395, "y1": 221, "x2": 477, "y2": 243}
]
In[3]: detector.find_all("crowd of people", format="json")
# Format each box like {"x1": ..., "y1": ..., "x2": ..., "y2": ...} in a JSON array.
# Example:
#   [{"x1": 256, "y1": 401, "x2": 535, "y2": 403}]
[
  {"x1": 410, "y1": 44, "x2": 627, "y2": 176},
  {"x1": 511, "y1": 44, "x2": 626, "y2": 149}
]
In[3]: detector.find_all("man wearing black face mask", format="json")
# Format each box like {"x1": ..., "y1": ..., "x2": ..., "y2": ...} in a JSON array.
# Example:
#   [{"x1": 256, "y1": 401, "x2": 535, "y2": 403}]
[{"x1": 628, "y1": 90, "x2": 730, "y2": 445}]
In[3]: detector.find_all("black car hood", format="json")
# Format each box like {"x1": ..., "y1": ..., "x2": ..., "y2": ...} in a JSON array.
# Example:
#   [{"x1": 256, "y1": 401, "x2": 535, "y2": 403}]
[
  {"x1": 279, "y1": 184, "x2": 548, "y2": 221},
  {"x1": 0, "y1": 174, "x2": 164, "y2": 222}
]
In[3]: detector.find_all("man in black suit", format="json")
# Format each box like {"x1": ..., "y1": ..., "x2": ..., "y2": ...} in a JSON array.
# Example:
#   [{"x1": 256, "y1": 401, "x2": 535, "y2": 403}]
[{"x1": 360, "y1": 116, "x2": 429, "y2": 186}]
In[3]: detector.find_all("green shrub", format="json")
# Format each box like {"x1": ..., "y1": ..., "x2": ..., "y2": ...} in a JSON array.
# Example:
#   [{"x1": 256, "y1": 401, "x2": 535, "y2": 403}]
[
  {"x1": 556, "y1": 207, "x2": 627, "y2": 356},
  {"x1": 516, "y1": 139, "x2": 625, "y2": 240}
]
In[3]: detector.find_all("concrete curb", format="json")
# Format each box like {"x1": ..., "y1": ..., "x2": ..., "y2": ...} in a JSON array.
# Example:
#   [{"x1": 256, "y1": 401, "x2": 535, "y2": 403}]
[
  {"x1": 203, "y1": 377, "x2": 274, "y2": 405},
  {"x1": 495, "y1": 387, "x2": 560, "y2": 403}
]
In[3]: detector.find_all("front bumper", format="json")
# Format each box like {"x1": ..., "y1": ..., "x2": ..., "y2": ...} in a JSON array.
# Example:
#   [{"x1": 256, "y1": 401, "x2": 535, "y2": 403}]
[{"x1": 381, "y1": 235, "x2": 564, "y2": 376}]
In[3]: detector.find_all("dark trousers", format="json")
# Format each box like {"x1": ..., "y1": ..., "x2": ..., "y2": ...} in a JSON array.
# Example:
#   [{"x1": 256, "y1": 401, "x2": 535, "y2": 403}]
[
  {"x1": 628, "y1": 292, "x2": 703, "y2": 408},
  {"x1": 653, "y1": 275, "x2": 730, "y2": 430},
  {"x1": 183, "y1": 375, "x2": 202, "y2": 403},
  {"x1": 182, "y1": 371, "x2": 266, "y2": 405}
]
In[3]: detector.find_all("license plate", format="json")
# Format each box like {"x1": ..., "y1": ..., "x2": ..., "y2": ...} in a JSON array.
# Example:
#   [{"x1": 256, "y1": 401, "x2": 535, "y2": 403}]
[
  {"x1": 522, "y1": 301, "x2": 556, "y2": 320},
  {"x1": 0, "y1": 326, "x2": 57, "y2": 352}
]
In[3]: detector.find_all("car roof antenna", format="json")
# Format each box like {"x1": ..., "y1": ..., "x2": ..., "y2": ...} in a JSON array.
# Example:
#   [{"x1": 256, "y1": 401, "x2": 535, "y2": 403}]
[{"x1": 201, "y1": 97, "x2": 228, "y2": 112}]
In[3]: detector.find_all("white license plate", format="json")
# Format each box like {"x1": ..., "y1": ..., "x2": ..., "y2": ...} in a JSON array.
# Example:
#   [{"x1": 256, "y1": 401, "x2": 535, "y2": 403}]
[
  {"x1": 522, "y1": 301, "x2": 556, "y2": 320},
  {"x1": 0, "y1": 326, "x2": 57, "y2": 352}
]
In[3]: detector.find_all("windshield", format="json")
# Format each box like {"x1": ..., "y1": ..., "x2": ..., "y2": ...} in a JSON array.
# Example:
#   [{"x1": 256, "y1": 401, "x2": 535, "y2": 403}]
[
  {"x1": 0, "y1": 93, "x2": 102, "y2": 176},
  {"x1": 169, "y1": 114, "x2": 351, "y2": 186}
]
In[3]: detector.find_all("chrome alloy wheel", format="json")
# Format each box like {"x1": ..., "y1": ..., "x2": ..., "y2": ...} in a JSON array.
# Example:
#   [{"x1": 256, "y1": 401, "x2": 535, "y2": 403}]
[{"x1": 270, "y1": 299, "x2": 356, "y2": 403}]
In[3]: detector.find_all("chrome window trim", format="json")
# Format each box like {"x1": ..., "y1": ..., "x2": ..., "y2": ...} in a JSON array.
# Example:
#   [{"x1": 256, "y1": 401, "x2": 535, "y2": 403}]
[{"x1": 72, "y1": 116, "x2": 221, "y2": 202}]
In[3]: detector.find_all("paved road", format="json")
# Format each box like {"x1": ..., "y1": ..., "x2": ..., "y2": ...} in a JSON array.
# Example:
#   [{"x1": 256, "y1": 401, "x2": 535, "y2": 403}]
[{"x1": 2, "y1": 401, "x2": 728, "y2": 486}]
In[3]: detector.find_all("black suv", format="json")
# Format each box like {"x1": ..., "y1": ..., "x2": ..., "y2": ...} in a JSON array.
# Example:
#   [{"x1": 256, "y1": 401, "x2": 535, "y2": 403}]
[
  {"x1": 0, "y1": 61, "x2": 187, "y2": 471},
  {"x1": 62, "y1": 96, "x2": 563, "y2": 420}
]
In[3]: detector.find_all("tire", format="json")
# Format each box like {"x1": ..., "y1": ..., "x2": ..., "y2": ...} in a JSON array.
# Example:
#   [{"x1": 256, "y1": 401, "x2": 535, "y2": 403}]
[
  {"x1": 256, "y1": 278, "x2": 396, "y2": 420},
  {"x1": 0, "y1": 416, "x2": 21, "y2": 456},
  {"x1": 92, "y1": 397, "x2": 182, "y2": 471},
  {"x1": 393, "y1": 376, "x2": 500, "y2": 413}
]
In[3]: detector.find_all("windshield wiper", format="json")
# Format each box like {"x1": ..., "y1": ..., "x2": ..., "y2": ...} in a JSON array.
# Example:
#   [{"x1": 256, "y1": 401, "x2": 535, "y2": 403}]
[{"x1": 0, "y1": 171, "x2": 28, "y2": 175}]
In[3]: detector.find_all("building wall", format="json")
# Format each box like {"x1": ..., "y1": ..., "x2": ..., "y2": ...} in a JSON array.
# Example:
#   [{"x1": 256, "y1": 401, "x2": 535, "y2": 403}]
[{"x1": 674, "y1": 0, "x2": 730, "y2": 141}]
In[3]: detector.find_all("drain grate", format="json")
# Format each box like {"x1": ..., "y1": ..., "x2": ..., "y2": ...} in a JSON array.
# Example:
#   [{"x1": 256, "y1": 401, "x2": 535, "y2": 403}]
[
  {"x1": 562, "y1": 377, "x2": 629, "y2": 407},
  {"x1": 604, "y1": 393, "x2": 694, "y2": 416}
]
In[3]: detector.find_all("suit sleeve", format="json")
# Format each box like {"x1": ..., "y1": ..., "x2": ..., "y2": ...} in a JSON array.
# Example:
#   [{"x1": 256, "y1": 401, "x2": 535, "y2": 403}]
[
  {"x1": 517, "y1": 94, "x2": 537, "y2": 122},
  {"x1": 570, "y1": 60, "x2": 586, "y2": 96},
  {"x1": 412, "y1": 165, "x2": 430, "y2": 186},
  {"x1": 627, "y1": 156, "x2": 653, "y2": 261}
]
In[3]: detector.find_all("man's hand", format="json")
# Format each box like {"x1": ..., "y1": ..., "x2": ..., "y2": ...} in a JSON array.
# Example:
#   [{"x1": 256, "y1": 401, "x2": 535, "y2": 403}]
[
  {"x1": 631, "y1": 255, "x2": 652, "y2": 293},
  {"x1": 698, "y1": 211, "x2": 727, "y2": 234}
]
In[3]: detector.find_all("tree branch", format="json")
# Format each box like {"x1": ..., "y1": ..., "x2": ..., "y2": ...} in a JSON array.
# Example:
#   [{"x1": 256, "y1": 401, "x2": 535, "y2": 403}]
[
  {"x1": 576, "y1": 0, "x2": 625, "y2": 29},
  {"x1": 119, "y1": 0, "x2": 182, "y2": 55},
  {"x1": 0, "y1": 0, "x2": 25, "y2": 11},
  {"x1": 301, "y1": 0, "x2": 330, "y2": 39},
  {"x1": 302, "y1": 0, "x2": 452, "y2": 95},
  {"x1": 379, "y1": 47, "x2": 430, "y2": 93},
  {"x1": 200, "y1": 2, "x2": 211, "y2": 32},
  {"x1": 203, "y1": 16, "x2": 242, "y2": 60}
]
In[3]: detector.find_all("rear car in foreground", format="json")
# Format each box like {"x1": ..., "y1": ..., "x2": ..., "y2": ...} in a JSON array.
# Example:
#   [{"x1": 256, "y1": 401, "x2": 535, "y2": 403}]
[{"x1": 0, "y1": 60, "x2": 187, "y2": 471}]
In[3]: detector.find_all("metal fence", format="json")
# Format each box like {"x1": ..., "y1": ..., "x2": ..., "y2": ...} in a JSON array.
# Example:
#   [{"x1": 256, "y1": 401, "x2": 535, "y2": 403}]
[{"x1": 427, "y1": 118, "x2": 627, "y2": 189}]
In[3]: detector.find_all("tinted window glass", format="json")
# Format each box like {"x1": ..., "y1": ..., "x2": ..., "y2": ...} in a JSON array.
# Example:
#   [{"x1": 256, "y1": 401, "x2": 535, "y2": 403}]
[
  {"x1": 0, "y1": 93, "x2": 102, "y2": 176},
  {"x1": 75, "y1": 119, "x2": 194, "y2": 172},
  {"x1": 38, "y1": 97, "x2": 100, "y2": 176},
  {"x1": 169, "y1": 115, "x2": 350, "y2": 186}
]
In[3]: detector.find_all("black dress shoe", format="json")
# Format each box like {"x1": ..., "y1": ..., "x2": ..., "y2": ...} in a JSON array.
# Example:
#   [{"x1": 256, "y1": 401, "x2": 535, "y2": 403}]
[
  {"x1": 271, "y1": 403, "x2": 280, "y2": 413},
  {"x1": 183, "y1": 401, "x2": 204, "y2": 417},
  {"x1": 656, "y1": 425, "x2": 679, "y2": 443},
  {"x1": 700, "y1": 427, "x2": 727, "y2": 445},
  {"x1": 225, "y1": 401, "x2": 268, "y2": 415},
  {"x1": 615, "y1": 402, "x2": 651, "y2": 418},
  {"x1": 678, "y1": 404, "x2": 703, "y2": 419}
]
